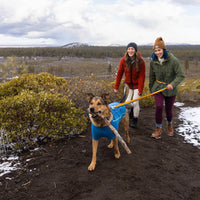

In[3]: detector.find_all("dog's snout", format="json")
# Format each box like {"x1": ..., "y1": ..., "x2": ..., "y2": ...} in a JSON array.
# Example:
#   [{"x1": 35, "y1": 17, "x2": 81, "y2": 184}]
[{"x1": 90, "y1": 107, "x2": 95, "y2": 113}]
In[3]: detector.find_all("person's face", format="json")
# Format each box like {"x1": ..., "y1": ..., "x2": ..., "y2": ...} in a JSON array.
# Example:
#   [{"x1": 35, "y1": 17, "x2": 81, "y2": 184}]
[
  {"x1": 127, "y1": 47, "x2": 136, "y2": 58},
  {"x1": 154, "y1": 48, "x2": 164, "y2": 58}
]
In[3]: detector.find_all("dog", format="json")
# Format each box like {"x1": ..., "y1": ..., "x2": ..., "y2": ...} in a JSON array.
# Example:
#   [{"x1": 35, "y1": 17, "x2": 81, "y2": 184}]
[{"x1": 87, "y1": 83, "x2": 130, "y2": 171}]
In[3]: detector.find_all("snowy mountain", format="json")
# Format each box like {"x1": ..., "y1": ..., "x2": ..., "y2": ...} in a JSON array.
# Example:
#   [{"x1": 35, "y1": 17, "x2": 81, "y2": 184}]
[{"x1": 62, "y1": 42, "x2": 88, "y2": 48}]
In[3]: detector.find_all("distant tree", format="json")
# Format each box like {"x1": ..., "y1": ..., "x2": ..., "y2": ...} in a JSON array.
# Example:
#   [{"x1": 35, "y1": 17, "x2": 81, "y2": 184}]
[{"x1": 184, "y1": 58, "x2": 189, "y2": 74}]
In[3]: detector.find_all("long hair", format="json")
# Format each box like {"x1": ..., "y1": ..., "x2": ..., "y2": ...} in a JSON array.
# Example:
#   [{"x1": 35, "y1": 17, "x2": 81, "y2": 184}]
[{"x1": 124, "y1": 52, "x2": 140, "y2": 72}]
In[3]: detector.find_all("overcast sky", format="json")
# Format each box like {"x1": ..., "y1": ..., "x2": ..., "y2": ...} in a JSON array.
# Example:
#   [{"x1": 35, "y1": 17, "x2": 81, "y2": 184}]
[{"x1": 0, "y1": 0, "x2": 200, "y2": 46}]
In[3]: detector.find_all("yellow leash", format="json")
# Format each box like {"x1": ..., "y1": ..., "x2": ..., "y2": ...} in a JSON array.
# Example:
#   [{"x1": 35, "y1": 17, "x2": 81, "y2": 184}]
[{"x1": 114, "y1": 87, "x2": 167, "y2": 108}]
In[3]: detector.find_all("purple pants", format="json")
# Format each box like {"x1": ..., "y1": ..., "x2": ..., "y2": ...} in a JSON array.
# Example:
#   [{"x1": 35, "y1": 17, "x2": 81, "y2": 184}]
[{"x1": 154, "y1": 93, "x2": 176, "y2": 124}]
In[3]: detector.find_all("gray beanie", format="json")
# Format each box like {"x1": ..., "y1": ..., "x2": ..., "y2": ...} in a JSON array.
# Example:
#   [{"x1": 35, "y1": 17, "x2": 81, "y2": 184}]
[{"x1": 126, "y1": 42, "x2": 137, "y2": 51}]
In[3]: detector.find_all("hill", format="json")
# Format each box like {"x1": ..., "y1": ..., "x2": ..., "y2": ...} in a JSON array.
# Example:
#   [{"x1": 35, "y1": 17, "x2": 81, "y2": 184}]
[{"x1": 62, "y1": 42, "x2": 89, "y2": 48}]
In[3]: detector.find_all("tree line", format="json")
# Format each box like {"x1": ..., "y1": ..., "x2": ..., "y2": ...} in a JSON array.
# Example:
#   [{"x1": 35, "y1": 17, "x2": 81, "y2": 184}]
[{"x1": 0, "y1": 45, "x2": 199, "y2": 60}]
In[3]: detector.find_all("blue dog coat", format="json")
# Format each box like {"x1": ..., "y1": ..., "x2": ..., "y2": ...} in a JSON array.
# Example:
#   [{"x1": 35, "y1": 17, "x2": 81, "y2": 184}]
[{"x1": 91, "y1": 102, "x2": 126, "y2": 140}]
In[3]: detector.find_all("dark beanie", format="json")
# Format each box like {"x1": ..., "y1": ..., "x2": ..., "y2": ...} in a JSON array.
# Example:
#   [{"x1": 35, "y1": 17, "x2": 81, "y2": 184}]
[{"x1": 126, "y1": 42, "x2": 137, "y2": 51}]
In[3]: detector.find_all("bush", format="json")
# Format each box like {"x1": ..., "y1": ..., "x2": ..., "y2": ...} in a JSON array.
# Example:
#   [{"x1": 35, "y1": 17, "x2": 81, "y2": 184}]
[
  {"x1": 0, "y1": 72, "x2": 68, "y2": 99},
  {"x1": 65, "y1": 77, "x2": 116, "y2": 111},
  {"x1": 140, "y1": 84, "x2": 155, "y2": 107},
  {"x1": 65, "y1": 76, "x2": 155, "y2": 111},
  {"x1": 177, "y1": 79, "x2": 200, "y2": 101},
  {"x1": 0, "y1": 56, "x2": 28, "y2": 83},
  {"x1": 0, "y1": 73, "x2": 87, "y2": 151},
  {"x1": 0, "y1": 90, "x2": 87, "y2": 150}
]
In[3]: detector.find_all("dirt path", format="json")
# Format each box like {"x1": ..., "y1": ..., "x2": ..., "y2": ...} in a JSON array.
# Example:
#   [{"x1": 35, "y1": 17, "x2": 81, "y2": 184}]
[{"x1": 0, "y1": 101, "x2": 200, "y2": 200}]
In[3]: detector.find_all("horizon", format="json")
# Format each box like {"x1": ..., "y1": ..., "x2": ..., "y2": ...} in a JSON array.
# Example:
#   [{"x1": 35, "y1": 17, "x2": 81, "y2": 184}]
[{"x1": 1, "y1": 42, "x2": 200, "y2": 48}]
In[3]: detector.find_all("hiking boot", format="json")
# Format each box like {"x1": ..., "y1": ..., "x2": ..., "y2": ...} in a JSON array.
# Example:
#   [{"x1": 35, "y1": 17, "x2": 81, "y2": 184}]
[
  {"x1": 151, "y1": 128, "x2": 162, "y2": 139},
  {"x1": 130, "y1": 117, "x2": 138, "y2": 128},
  {"x1": 167, "y1": 124, "x2": 174, "y2": 136}
]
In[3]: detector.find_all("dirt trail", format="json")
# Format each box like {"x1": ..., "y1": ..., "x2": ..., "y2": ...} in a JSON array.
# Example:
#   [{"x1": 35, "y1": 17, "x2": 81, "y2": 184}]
[{"x1": 0, "y1": 101, "x2": 200, "y2": 200}]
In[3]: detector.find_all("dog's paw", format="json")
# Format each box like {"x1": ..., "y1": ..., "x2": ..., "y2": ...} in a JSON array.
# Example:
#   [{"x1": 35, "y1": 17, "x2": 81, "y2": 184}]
[
  {"x1": 107, "y1": 141, "x2": 114, "y2": 148},
  {"x1": 88, "y1": 163, "x2": 96, "y2": 171},
  {"x1": 126, "y1": 136, "x2": 130, "y2": 143},
  {"x1": 114, "y1": 152, "x2": 120, "y2": 159}
]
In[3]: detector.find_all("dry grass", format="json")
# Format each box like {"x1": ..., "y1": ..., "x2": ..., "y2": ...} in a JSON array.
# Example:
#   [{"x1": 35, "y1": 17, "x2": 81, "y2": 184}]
[{"x1": 1, "y1": 56, "x2": 199, "y2": 106}]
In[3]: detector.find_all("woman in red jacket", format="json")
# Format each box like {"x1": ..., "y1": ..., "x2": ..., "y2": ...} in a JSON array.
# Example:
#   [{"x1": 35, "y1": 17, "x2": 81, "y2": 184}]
[{"x1": 114, "y1": 42, "x2": 146, "y2": 128}]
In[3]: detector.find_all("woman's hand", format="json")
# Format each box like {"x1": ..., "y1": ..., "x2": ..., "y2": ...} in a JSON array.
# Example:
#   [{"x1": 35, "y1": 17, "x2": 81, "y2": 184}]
[
  {"x1": 114, "y1": 89, "x2": 118, "y2": 93},
  {"x1": 167, "y1": 84, "x2": 173, "y2": 90}
]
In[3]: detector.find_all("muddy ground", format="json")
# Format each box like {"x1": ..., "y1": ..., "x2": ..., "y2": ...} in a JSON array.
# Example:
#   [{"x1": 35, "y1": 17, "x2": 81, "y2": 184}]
[{"x1": 0, "y1": 100, "x2": 200, "y2": 200}]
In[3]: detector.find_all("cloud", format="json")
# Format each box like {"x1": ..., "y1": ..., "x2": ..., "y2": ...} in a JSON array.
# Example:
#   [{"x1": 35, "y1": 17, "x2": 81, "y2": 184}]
[
  {"x1": 170, "y1": 0, "x2": 200, "y2": 5},
  {"x1": 0, "y1": 0, "x2": 199, "y2": 46}
]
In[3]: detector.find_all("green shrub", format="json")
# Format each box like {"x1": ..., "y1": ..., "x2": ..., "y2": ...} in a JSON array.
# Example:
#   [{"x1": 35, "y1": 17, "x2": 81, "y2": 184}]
[
  {"x1": 0, "y1": 72, "x2": 68, "y2": 99},
  {"x1": 65, "y1": 76, "x2": 116, "y2": 111},
  {"x1": 0, "y1": 90, "x2": 87, "y2": 150},
  {"x1": 67, "y1": 77, "x2": 155, "y2": 110},
  {"x1": 140, "y1": 85, "x2": 155, "y2": 107},
  {"x1": 0, "y1": 56, "x2": 28, "y2": 82},
  {"x1": 177, "y1": 79, "x2": 200, "y2": 101},
  {"x1": 196, "y1": 85, "x2": 200, "y2": 89}
]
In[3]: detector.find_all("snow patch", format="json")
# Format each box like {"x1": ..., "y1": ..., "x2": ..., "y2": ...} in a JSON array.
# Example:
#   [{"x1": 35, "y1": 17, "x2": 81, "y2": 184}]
[{"x1": 176, "y1": 105, "x2": 200, "y2": 149}]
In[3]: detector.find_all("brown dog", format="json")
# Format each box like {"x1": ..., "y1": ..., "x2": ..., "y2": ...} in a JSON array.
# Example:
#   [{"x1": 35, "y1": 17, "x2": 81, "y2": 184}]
[{"x1": 87, "y1": 84, "x2": 130, "y2": 171}]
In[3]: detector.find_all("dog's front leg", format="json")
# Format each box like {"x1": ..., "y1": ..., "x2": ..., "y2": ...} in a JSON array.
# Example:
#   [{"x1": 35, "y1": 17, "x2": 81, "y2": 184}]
[
  {"x1": 113, "y1": 138, "x2": 120, "y2": 159},
  {"x1": 88, "y1": 139, "x2": 98, "y2": 171}
]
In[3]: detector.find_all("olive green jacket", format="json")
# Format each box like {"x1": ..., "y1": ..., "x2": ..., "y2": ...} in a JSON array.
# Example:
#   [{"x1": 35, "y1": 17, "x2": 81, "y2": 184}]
[{"x1": 149, "y1": 53, "x2": 185, "y2": 97}]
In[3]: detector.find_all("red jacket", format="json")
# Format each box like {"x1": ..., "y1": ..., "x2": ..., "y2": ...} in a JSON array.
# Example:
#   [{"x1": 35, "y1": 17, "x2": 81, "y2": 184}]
[{"x1": 114, "y1": 52, "x2": 146, "y2": 94}]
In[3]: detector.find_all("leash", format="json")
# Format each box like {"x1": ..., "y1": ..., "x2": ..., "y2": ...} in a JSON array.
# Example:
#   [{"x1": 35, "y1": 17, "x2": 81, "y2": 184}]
[{"x1": 114, "y1": 87, "x2": 167, "y2": 108}]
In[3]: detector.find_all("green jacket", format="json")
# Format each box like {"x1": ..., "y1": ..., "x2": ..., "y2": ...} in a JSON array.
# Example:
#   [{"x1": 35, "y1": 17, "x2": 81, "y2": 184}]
[{"x1": 149, "y1": 52, "x2": 185, "y2": 97}]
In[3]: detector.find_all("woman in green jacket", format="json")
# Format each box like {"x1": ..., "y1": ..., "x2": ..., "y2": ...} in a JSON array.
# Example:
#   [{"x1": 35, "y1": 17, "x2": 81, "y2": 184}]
[{"x1": 149, "y1": 37, "x2": 185, "y2": 139}]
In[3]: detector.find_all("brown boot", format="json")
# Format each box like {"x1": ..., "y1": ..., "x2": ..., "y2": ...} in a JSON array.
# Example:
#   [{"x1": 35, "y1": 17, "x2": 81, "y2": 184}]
[
  {"x1": 167, "y1": 124, "x2": 174, "y2": 136},
  {"x1": 151, "y1": 127, "x2": 162, "y2": 139}
]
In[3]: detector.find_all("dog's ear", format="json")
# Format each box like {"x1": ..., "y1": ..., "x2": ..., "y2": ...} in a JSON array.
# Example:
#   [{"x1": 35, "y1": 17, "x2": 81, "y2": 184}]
[
  {"x1": 87, "y1": 93, "x2": 94, "y2": 103},
  {"x1": 101, "y1": 93, "x2": 109, "y2": 104}
]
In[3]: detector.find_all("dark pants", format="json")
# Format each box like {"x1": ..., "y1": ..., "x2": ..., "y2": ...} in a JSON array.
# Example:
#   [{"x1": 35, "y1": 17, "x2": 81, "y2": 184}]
[{"x1": 154, "y1": 93, "x2": 176, "y2": 125}]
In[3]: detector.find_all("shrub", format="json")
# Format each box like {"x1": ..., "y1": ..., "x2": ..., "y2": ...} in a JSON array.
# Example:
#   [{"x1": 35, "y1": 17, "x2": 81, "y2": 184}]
[
  {"x1": 140, "y1": 84, "x2": 155, "y2": 107},
  {"x1": 64, "y1": 76, "x2": 115, "y2": 111},
  {"x1": 0, "y1": 90, "x2": 87, "y2": 150},
  {"x1": 0, "y1": 72, "x2": 68, "y2": 99},
  {"x1": 0, "y1": 56, "x2": 28, "y2": 82},
  {"x1": 177, "y1": 79, "x2": 200, "y2": 101}
]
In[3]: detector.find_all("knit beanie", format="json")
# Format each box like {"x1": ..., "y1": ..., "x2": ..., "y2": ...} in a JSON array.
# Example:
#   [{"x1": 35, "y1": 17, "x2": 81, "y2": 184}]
[
  {"x1": 126, "y1": 42, "x2": 138, "y2": 52},
  {"x1": 153, "y1": 37, "x2": 166, "y2": 50}
]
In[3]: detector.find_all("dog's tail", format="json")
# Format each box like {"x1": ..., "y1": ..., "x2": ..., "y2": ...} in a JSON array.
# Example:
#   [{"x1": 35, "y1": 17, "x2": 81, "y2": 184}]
[{"x1": 120, "y1": 82, "x2": 129, "y2": 103}]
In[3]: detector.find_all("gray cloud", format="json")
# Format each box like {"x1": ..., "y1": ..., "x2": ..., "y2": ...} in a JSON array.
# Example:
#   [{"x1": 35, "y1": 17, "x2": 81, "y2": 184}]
[
  {"x1": 0, "y1": 0, "x2": 199, "y2": 46},
  {"x1": 170, "y1": 0, "x2": 200, "y2": 5}
]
